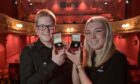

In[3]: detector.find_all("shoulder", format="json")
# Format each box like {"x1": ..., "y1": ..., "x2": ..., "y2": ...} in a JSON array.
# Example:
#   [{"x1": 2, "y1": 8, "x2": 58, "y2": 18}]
[
  {"x1": 27, "y1": 43, "x2": 35, "y2": 49},
  {"x1": 20, "y1": 43, "x2": 36, "y2": 64},
  {"x1": 113, "y1": 50, "x2": 127, "y2": 61},
  {"x1": 23, "y1": 43, "x2": 35, "y2": 51},
  {"x1": 20, "y1": 43, "x2": 37, "y2": 63},
  {"x1": 111, "y1": 50, "x2": 128, "y2": 66},
  {"x1": 20, "y1": 42, "x2": 36, "y2": 57}
]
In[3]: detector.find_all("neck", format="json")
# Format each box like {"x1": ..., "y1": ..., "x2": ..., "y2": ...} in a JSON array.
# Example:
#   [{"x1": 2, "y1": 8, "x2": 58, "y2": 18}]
[
  {"x1": 95, "y1": 49, "x2": 102, "y2": 55},
  {"x1": 40, "y1": 40, "x2": 53, "y2": 48}
]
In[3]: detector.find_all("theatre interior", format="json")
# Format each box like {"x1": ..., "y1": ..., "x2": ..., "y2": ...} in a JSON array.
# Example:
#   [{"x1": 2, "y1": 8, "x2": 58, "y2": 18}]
[{"x1": 0, "y1": 0, "x2": 140, "y2": 84}]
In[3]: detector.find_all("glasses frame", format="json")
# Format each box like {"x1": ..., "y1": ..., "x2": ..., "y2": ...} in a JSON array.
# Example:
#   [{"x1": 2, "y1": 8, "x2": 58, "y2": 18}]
[{"x1": 36, "y1": 24, "x2": 56, "y2": 31}]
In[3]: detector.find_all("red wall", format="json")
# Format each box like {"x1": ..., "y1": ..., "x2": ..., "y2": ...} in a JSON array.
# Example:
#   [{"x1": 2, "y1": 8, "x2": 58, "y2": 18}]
[
  {"x1": 0, "y1": 0, "x2": 140, "y2": 19},
  {"x1": 0, "y1": 0, "x2": 17, "y2": 18},
  {"x1": 0, "y1": 34, "x2": 7, "y2": 69},
  {"x1": 0, "y1": 33, "x2": 37, "y2": 69},
  {"x1": 114, "y1": 34, "x2": 139, "y2": 65},
  {"x1": 125, "y1": 0, "x2": 140, "y2": 18}
]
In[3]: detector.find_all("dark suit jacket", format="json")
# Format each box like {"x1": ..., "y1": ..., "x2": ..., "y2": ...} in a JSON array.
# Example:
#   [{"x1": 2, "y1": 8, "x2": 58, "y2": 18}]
[{"x1": 20, "y1": 39, "x2": 72, "y2": 84}]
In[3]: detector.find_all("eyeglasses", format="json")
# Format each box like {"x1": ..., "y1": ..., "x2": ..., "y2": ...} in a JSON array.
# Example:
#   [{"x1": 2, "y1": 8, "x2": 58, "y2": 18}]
[{"x1": 36, "y1": 25, "x2": 55, "y2": 31}]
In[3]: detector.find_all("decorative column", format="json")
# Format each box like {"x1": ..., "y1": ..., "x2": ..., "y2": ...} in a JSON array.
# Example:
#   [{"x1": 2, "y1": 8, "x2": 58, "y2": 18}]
[
  {"x1": 0, "y1": 33, "x2": 7, "y2": 70},
  {"x1": 136, "y1": 33, "x2": 140, "y2": 68}
]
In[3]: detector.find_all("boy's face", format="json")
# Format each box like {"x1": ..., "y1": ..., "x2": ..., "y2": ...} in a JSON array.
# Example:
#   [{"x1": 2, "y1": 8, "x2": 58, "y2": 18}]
[{"x1": 35, "y1": 16, "x2": 55, "y2": 43}]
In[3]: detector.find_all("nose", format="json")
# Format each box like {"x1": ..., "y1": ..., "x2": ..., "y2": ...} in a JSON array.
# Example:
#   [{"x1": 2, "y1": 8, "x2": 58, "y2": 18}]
[
  {"x1": 89, "y1": 33, "x2": 96, "y2": 39},
  {"x1": 43, "y1": 28, "x2": 50, "y2": 33}
]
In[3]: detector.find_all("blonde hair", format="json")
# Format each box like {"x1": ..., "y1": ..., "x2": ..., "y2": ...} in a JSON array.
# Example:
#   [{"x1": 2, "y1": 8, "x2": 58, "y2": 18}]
[
  {"x1": 84, "y1": 16, "x2": 116, "y2": 67},
  {"x1": 35, "y1": 9, "x2": 56, "y2": 25}
]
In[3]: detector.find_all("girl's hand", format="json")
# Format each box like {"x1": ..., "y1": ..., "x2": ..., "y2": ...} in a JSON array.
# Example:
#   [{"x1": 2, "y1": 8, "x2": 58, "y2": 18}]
[{"x1": 65, "y1": 48, "x2": 81, "y2": 66}]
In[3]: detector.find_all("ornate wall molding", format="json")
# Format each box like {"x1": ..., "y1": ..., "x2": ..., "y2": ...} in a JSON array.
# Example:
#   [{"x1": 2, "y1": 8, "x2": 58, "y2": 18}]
[{"x1": 0, "y1": 13, "x2": 140, "y2": 35}]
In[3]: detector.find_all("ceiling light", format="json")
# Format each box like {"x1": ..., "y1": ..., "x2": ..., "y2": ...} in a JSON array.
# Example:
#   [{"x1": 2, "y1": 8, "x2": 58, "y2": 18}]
[
  {"x1": 14, "y1": 0, "x2": 17, "y2": 5},
  {"x1": 29, "y1": 3, "x2": 33, "y2": 6},
  {"x1": 126, "y1": 0, "x2": 129, "y2": 4},
  {"x1": 104, "y1": 2, "x2": 108, "y2": 5},
  {"x1": 16, "y1": 24, "x2": 23, "y2": 28}
]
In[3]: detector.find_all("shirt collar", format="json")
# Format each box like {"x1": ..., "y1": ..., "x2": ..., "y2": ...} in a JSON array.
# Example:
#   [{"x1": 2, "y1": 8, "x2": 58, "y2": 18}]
[{"x1": 35, "y1": 39, "x2": 52, "y2": 50}]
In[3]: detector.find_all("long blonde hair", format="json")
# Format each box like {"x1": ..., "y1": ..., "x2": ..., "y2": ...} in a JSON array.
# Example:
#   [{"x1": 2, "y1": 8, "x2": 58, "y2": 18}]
[{"x1": 83, "y1": 16, "x2": 116, "y2": 67}]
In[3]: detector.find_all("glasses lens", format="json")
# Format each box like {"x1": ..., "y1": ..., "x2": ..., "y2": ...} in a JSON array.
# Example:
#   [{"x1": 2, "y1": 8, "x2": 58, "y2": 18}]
[{"x1": 37, "y1": 25, "x2": 55, "y2": 30}]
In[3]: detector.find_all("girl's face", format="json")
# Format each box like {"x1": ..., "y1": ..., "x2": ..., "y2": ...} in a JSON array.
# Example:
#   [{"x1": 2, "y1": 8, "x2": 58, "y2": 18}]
[{"x1": 85, "y1": 21, "x2": 107, "y2": 51}]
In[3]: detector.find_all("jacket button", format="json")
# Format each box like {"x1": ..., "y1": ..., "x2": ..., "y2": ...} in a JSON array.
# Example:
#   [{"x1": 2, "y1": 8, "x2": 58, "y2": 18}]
[{"x1": 43, "y1": 62, "x2": 47, "y2": 66}]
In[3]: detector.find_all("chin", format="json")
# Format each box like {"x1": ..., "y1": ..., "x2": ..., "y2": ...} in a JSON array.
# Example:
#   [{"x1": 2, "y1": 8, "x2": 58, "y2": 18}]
[
  {"x1": 94, "y1": 46, "x2": 103, "y2": 50},
  {"x1": 40, "y1": 37, "x2": 51, "y2": 42},
  {"x1": 91, "y1": 45, "x2": 99, "y2": 49}
]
